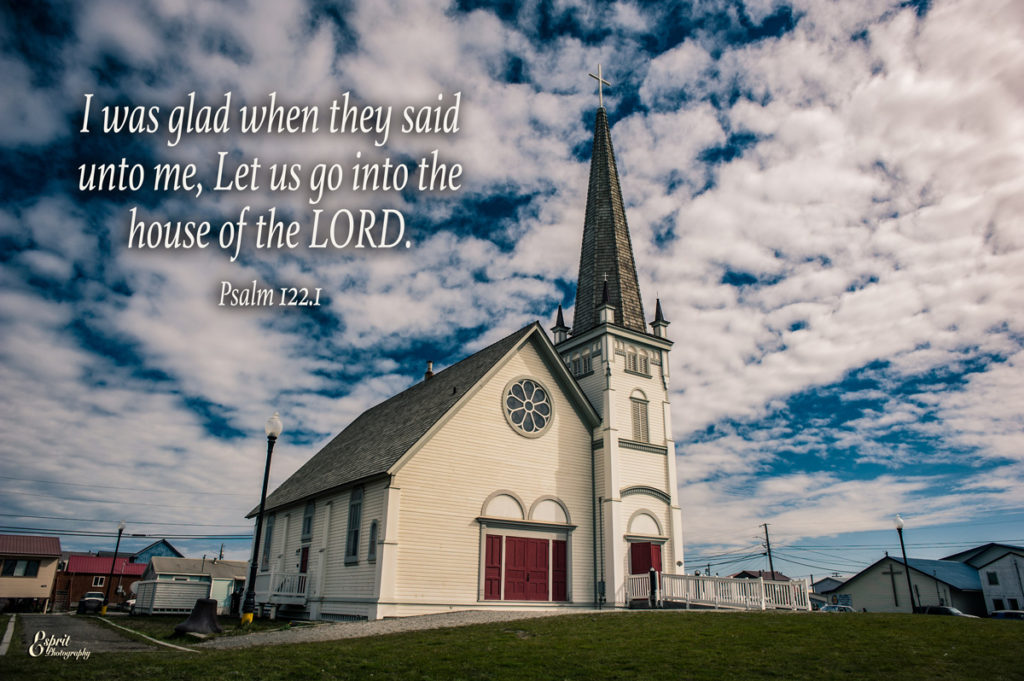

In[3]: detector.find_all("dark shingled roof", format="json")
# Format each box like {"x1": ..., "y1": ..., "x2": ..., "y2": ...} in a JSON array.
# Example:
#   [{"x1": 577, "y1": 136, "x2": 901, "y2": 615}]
[
  {"x1": 0, "y1": 534, "x2": 61, "y2": 557},
  {"x1": 571, "y1": 106, "x2": 646, "y2": 336},
  {"x1": 254, "y1": 324, "x2": 537, "y2": 515}
]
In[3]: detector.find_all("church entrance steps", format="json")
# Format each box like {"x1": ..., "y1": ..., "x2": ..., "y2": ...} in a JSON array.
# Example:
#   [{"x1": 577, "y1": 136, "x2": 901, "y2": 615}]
[{"x1": 627, "y1": 573, "x2": 812, "y2": 611}]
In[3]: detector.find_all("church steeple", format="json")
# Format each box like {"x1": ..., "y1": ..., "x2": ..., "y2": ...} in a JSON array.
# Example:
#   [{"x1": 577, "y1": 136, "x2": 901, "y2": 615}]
[{"x1": 571, "y1": 105, "x2": 646, "y2": 336}]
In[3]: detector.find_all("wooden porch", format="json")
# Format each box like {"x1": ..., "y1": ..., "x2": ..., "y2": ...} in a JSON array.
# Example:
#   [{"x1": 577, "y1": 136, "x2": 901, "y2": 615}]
[{"x1": 252, "y1": 570, "x2": 308, "y2": 609}]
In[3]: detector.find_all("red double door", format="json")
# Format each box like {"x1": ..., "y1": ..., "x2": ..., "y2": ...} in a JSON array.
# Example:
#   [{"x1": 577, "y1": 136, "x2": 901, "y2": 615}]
[
  {"x1": 485, "y1": 535, "x2": 566, "y2": 601},
  {"x1": 630, "y1": 541, "x2": 662, "y2": 575}
]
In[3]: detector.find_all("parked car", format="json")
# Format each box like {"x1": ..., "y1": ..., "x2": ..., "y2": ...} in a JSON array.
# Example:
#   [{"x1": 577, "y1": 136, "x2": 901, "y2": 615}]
[
  {"x1": 920, "y1": 605, "x2": 979, "y2": 618},
  {"x1": 990, "y1": 610, "x2": 1024, "y2": 620},
  {"x1": 111, "y1": 598, "x2": 135, "y2": 612},
  {"x1": 76, "y1": 591, "x2": 105, "y2": 614},
  {"x1": 820, "y1": 604, "x2": 855, "y2": 613}
]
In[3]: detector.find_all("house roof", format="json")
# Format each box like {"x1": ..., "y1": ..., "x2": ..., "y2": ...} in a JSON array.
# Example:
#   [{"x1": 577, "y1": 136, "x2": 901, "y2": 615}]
[
  {"x1": 148, "y1": 557, "x2": 248, "y2": 580},
  {"x1": 98, "y1": 539, "x2": 183, "y2": 560},
  {"x1": 941, "y1": 543, "x2": 1024, "y2": 567},
  {"x1": 730, "y1": 570, "x2": 791, "y2": 581},
  {"x1": 255, "y1": 323, "x2": 593, "y2": 515},
  {"x1": 0, "y1": 534, "x2": 61, "y2": 557},
  {"x1": 64, "y1": 555, "x2": 147, "y2": 576},
  {"x1": 976, "y1": 550, "x2": 1024, "y2": 570},
  {"x1": 904, "y1": 558, "x2": 981, "y2": 591},
  {"x1": 571, "y1": 106, "x2": 647, "y2": 336},
  {"x1": 840, "y1": 556, "x2": 982, "y2": 594}
]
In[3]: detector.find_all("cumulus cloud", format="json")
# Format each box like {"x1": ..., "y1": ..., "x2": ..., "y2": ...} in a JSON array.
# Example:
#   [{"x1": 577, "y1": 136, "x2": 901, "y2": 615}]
[{"x1": 0, "y1": 0, "x2": 1021, "y2": 569}]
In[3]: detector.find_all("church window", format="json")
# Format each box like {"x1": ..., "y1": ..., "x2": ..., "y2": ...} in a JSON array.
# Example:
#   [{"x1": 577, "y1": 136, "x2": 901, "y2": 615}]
[
  {"x1": 367, "y1": 520, "x2": 379, "y2": 563},
  {"x1": 625, "y1": 348, "x2": 650, "y2": 375},
  {"x1": 345, "y1": 486, "x2": 363, "y2": 564},
  {"x1": 503, "y1": 378, "x2": 553, "y2": 437},
  {"x1": 570, "y1": 353, "x2": 592, "y2": 377},
  {"x1": 631, "y1": 391, "x2": 649, "y2": 443},
  {"x1": 301, "y1": 501, "x2": 315, "y2": 542}
]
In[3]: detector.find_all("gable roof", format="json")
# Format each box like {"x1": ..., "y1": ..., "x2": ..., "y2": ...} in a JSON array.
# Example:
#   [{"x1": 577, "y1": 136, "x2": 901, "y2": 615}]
[
  {"x1": 254, "y1": 323, "x2": 597, "y2": 515},
  {"x1": 64, "y1": 555, "x2": 147, "y2": 576},
  {"x1": 941, "y1": 543, "x2": 1024, "y2": 567},
  {"x1": 0, "y1": 534, "x2": 61, "y2": 557},
  {"x1": 841, "y1": 556, "x2": 982, "y2": 594},
  {"x1": 730, "y1": 570, "x2": 791, "y2": 581},
  {"x1": 976, "y1": 550, "x2": 1024, "y2": 570},
  {"x1": 147, "y1": 557, "x2": 248, "y2": 580},
  {"x1": 132, "y1": 539, "x2": 184, "y2": 560}
]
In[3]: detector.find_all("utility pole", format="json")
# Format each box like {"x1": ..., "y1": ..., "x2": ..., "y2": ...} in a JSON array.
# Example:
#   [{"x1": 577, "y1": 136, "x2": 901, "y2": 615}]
[{"x1": 761, "y1": 523, "x2": 776, "y2": 580}]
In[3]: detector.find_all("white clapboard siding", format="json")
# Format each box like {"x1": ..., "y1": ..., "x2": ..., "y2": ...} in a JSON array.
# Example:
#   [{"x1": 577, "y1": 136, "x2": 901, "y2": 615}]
[
  {"x1": 134, "y1": 579, "x2": 209, "y2": 614},
  {"x1": 619, "y1": 448, "x2": 669, "y2": 493},
  {"x1": 393, "y1": 337, "x2": 595, "y2": 606}
]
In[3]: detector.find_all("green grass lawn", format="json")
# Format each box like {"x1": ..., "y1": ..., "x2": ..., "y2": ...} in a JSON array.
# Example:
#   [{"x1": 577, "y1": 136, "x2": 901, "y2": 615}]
[
  {"x1": 97, "y1": 613, "x2": 302, "y2": 644},
  {"x1": 2, "y1": 611, "x2": 1023, "y2": 681}
]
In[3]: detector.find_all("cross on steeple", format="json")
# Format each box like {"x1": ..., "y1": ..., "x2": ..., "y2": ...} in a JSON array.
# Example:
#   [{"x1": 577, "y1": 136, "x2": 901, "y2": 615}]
[{"x1": 589, "y1": 64, "x2": 610, "y2": 108}]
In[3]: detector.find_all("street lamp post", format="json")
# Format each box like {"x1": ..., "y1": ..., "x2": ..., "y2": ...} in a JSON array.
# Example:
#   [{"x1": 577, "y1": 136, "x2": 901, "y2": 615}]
[
  {"x1": 895, "y1": 514, "x2": 916, "y2": 613},
  {"x1": 242, "y1": 411, "x2": 283, "y2": 625},
  {"x1": 102, "y1": 520, "x2": 125, "y2": 615}
]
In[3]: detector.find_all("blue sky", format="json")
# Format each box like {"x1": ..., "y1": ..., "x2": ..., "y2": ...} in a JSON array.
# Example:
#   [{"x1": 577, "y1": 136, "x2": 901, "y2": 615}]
[{"x1": 1, "y1": 0, "x2": 1022, "y2": 581}]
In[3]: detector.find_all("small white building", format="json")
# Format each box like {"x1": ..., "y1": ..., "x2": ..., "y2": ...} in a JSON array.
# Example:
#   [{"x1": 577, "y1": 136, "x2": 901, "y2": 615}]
[
  {"x1": 826, "y1": 555, "x2": 984, "y2": 615},
  {"x1": 976, "y1": 551, "x2": 1024, "y2": 613},
  {"x1": 134, "y1": 557, "x2": 247, "y2": 615},
  {"x1": 247, "y1": 104, "x2": 686, "y2": 621}
]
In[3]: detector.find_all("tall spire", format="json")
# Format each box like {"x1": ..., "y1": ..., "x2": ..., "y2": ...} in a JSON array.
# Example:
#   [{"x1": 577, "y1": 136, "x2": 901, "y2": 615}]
[{"x1": 571, "y1": 104, "x2": 646, "y2": 336}]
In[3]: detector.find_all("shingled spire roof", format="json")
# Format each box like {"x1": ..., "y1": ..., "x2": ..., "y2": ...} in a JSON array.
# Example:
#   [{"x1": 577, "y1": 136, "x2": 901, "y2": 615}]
[{"x1": 571, "y1": 106, "x2": 646, "y2": 336}]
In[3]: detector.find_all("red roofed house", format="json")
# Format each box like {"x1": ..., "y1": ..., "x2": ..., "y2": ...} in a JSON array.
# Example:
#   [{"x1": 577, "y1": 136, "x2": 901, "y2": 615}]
[
  {"x1": 52, "y1": 554, "x2": 147, "y2": 612},
  {"x1": 0, "y1": 534, "x2": 62, "y2": 612}
]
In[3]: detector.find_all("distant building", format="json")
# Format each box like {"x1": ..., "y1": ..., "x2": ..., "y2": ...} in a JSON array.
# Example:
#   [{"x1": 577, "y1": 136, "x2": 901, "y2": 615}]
[
  {"x1": 825, "y1": 554, "x2": 985, "y2": 615},
  {"x1": 968, "y1": 549, "x2": 1024, "y2": 613},
  {"x1": 96, "y1": 539, "x2": 183, "y2": 564},
  {"x1": 811, "y1": 576, "x2": 846, "y2": 594},
  {"x1": 134, "y1": 557, "x2": 248, "y2": 615},
  {"x1": 730, "y1": 570, "x2": 791, "y2": 581},
  {"x1": 0, "y1": 534, "x2": 62, "y2": 612},
  {"x1": 51, "y1": 555, "x2": 146, "y2": 611}
]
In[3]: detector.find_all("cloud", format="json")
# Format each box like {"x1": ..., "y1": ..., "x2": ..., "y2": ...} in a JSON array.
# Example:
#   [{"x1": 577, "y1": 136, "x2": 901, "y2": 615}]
[{"x1": 0, "y1": 0, "x2": 1021, "y2": 567}]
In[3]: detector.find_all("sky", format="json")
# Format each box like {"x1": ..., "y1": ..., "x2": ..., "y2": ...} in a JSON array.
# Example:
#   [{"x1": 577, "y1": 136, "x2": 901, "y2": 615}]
[{"x1": 1, "y1": 0, "x2": 1022, "y2": 582}]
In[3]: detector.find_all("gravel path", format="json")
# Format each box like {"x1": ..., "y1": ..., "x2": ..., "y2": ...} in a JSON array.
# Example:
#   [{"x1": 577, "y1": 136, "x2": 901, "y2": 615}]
[{"x1": 199, "y1": 609, "x2": 598, "y2": 649}]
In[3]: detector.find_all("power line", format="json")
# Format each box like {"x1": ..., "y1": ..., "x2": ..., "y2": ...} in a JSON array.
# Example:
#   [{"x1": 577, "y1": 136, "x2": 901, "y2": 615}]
[
  {"x1": 0, "y1": 512, "x2": 251, "y2": 528},
  {"x1": 0, "y1": 526, "x2": 251, "y2": 540},
  {"x1": 0, "y1": 490, "x2": 244, "y2": 511},
  {"x1": 0, "y1": 474, "x2": 253, "y2": 497}
]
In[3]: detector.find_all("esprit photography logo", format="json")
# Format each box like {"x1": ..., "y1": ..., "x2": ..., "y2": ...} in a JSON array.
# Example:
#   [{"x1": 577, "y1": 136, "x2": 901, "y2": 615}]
[{"x1": 28, "y1": 630, "x2": 91, "y2": 660}]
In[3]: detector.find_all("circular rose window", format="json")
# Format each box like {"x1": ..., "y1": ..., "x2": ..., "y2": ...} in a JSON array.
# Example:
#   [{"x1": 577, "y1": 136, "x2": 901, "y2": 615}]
[{"x1": 503, "y1": 377, "x2": 553, "y2": 437}]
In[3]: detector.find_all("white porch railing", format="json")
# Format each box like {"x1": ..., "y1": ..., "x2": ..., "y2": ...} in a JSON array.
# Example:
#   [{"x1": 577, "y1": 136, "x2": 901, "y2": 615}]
[
  {"x1": 628, "y1": 573, "x2": 811, "y2": 611},
  {"x1": 252, "y1": 571, "x2": 307, "y2": 604}
]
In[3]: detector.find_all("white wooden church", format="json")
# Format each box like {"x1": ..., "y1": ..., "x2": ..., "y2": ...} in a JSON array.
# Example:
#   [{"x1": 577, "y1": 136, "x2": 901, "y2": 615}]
[{"x1": 248, "y1": 99, "x2": 686, "y2": 620}]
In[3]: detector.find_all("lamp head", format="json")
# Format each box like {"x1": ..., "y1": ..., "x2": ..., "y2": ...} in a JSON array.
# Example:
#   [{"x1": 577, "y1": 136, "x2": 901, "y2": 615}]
[
  {"x1": 117, "y1": 520, "x2": 126, "y2": 532},
  {"x1": 265, "y1": 411, "x2": 283, "y2": 438},
  {"x1": 894, "y1": 514, "x2": 904, "y2": 530}
]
